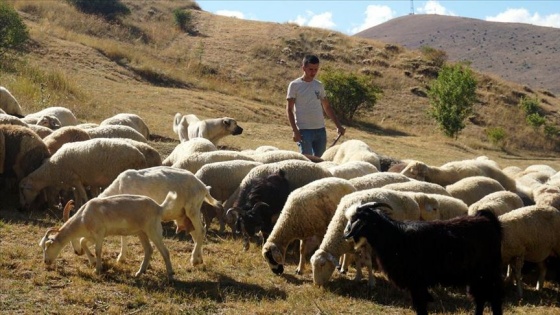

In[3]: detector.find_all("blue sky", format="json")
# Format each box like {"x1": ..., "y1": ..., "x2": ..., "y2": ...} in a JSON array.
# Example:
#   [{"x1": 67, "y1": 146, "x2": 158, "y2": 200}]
[{"x1": 197, "y1": 0, "x2": 560, "y2": 35}]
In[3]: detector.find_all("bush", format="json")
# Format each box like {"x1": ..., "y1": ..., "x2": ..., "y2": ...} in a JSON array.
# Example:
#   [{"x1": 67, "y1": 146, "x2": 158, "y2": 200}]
[
  {"x1": 427, "y1": 63, "x2": 477, "y2": 139},
  {"x1": 0, "y1": 1, "x2": 29, "y2": 56},
  {"x1": 519, "y1": 96, "x2": 540, "y2": 115},
  {"x1": 66, "y1": 0, "x2": 130, "y2": 20},
  {"x1": 526, "y1": 113, "x2": 546, "y2": 128},
  {"x1": 319, "y1": 67, "x2": 381, "y2": 123},
  {"x1": 173, "y1": 9, "x2": 194, "y2": 33},
  {"x1": 544, "y1": 124, "x2": 560, "y2": 139},
  {"x1": 486, "y1": 127, "x2": 506, "y2": 147}
]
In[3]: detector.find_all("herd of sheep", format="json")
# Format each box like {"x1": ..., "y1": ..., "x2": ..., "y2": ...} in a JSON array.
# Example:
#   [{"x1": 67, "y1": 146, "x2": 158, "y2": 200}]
[{"x1": 1, "y1": 85, "x2": 560, "y2": 314}]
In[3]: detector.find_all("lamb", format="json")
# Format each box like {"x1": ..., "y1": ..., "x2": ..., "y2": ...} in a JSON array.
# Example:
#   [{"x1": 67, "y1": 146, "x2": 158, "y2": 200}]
[
  {"x1": 194, "y1": 160, "x2": 263, "y2": 233},
  {"x1": 100, "y1": 113, "x2": 150, "y2": 140},
  {"x1": 344, "y1": 204, "x2": 503, "y2": 315},
  {"x1": 499, "y1": 205, "x2": 560, "y2": 298},
  {"x1": 161, "y1": 138, "x2": 217, "y2": 166},
  {"x1": 321, "y1": 139, "x2": 381, "y2": 170},
  {"x1": 327, "y1": 160, "x2": 378, "y2": 180},
  {"x1": 172, "y1": 150, "x2": 255, "y2": 174},
  {"x1": 99, "y1": 166, "x2": 222, "y2": 266},
  {"x1": 401, "y1": 159, "x2": 516, "y2": 192},
  {"x1": 310, "y1": 188, "x2": 422, "y2": 287},
  {"x1": 85, "y1": 125, "x2": 147, "y2": 143},
  {"x1": 349, "y1": 172, "x2": 412, "y2": 191},
  {"x1": 468, "y1": 191, "x2": 524, "y2": 216},
  {"x1": 22, "y1": 106, "x2": 78, "y2": 126},
  {"x1": 39, "y1": 192, "x2": 177, "y2": 281},
  {"x1": 262, "y1": 177, "x2": 357, "y2": 275},
  {"x1": 19, "y1": 138, "x2": 147, "y2": 209},
  {"x1": 42, "y1": 126, "x2": 91, "y2": 155},
  {"x1": 0, "y1": 86, "x2": 24, "y2": 117},
  {"x1": 445, "y1": 176, "x2": 506, "y2": 206}
]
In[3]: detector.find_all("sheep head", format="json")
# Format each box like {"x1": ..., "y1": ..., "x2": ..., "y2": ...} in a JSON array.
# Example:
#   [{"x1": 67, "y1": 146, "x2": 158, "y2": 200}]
[
  {"x1": 39, "y1": 227, "x2": 61, "y2": 267},
  {"x1": 310, "y1": 249, "x2": 340, "y2": 286},
  {"x1": 400, "y1": 160, "x2": 427, "y2": 181},
  {"x1": 262, "y1": 242, "x2": 284, "y2": 275}
]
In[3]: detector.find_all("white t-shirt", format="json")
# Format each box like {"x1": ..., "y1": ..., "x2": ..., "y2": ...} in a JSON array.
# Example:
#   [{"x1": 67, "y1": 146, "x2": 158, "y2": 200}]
[{"x1": 287, "y1": 78, "x2": 326, "y2": 130}]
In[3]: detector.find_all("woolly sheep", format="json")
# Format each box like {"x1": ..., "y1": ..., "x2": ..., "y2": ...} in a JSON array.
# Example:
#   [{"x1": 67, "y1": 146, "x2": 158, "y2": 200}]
[
  {"x1": 383, "y1": 180, "x2": 451, "y2": 196},
  {"x1": 532, "y1": 184, "x2": 560, "y2": 210},
  {"x1": 161, "y1": 138, "x2": 217, "y2": 166},
  {"x1": 327, "y1": 160, "x2": 378, "y2": 180},
  {"x1": 468, "y1": 191, "x2": 524, "y2": 216},
  {"x1": 19, "y1": 138, "x2": 147, "y2": 208},
  {"x1": 39, "y1": 192, "x2": 177, "y2": 280},
  {"x1": 99, "y1": 166, "x2": 222, "y2": 266},
  {"x1": 42, "y1": 126, "x2": 91, "y2": 155},
  {"x1": 23, "y1": 106, "x2": 78, "y2": 126},
  {"x1": 427, "y1": 194, "x2": 469, "y2": 220},
  {"x1": 262, "y1": 177, "x2": 357, "y2": 275},
  {"x1": 36, "y1": 115, "x2": 62, "y2": 130},
  {"x1": 119, "y1": 139, "x2": 162, "y2": 167},
  {"x1": 502, "y1": 166, "x2": 523, "y2": 178},
  {"x1": 310, "y1": 188, "x2": 421, "y2": 287},
  {"x1": 0, "y1": 114, "x2": 27, "y2": 126},
  {"x1": 0, "y1": 86, "x2": 23, "y2": 117},
  {"x1": 27, "y1": 124, "x2": 53, "y2": 138},
  {"x1": 445, "y1": 176, "x2": 506, "y2": 206},
  {"x1": 321, "y1": 139, "x2": 381, "y2": 170},
  {"x1": 85, "y1": 125, "x2": 147, "y2": 143},
  {"x1": 499, "y1": 205, "x2": 560, "y2": 298},
  {"x1": 401, "y1": 159, "x2": 516, "y2": 192},
  {"x1": 100, "y1": 113, "x2": 150, "y2": 140},
  {"x1": 76, "y1": 123, "x2": 99, "y2": 129},
  {"x1": 172, "y1": 150, "x2": 255, "y2": 174},
  {"x1": 251, "y1": 150, "x2": 310, "y2": 164},
  {"x1": 349, "y1": 172, "x2": 412, "y2": 191},
  {"x1": 194, "y1": 160, "x2": 263, "y2": 233}
]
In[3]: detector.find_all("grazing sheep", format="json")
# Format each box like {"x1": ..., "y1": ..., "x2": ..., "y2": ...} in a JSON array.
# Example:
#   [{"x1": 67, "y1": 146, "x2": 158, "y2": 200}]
[
  {"x1": 23, "y1": 106, "x2": 78, "y2": 126},
  {"x1": 27, "y1": 124, "x2": 53, "y2": 138},
  {"x1": 19, "y1": 138, "x2": 147, "y2": 209},
  {"x1": 161, "y1": 138, "x2": 217, "y2": 166},
  {"x1": 100, "y1": 113, "x2": 150, "y2": 140},
  {"x1": 99, "y1": 166, "x2": 222, "y2": 266},
  {"x1": 427, "y1": 194, "x2": 469, "y2": 220},
  {"x1": 0, "y1": 113, "x2": 27, "y2": 126},
  {"x1": 36, "y1": 115, "x2": 62, "y2": 130},
  {"x1": 446, "y1": 176, "x2": 506, "y2": 206},
  {"x1": 119, "y1": 139, "x2": 162, "y2": 167},
  {"x1": 499, "y1": 205, "x2": 560, "y2": 298},
  {"x1": 532, "y1": 184, "x2": 560, "y2": 210},
  {"x1": 173, "y1": 113, "x2": 243, "y2": 144},
  {"x1": 468, "y1": 191, "x2": 524, "y2": 216},
  {"x1": 383, "y1": 180, "x2": 451, "y2": 196},
  {"x1": 327, "y1": 160, "x2": 378, "y2": 180},
  {"x1": 310, "y1": 188, "x2": 422, "y2": 287},
  {"x1": 0, "y1": 86, "x2": 24, "y2": 117},
  {"x1": 194, "y1": 160, "x2": 263, "y2": 233},
  {"x1": 251, "y1": 150, "x2": 310, "y2": 164},
  {"x1": 262, "y1": 177, "x2": 357, "y2": 275},
  {"x1": 39, "y1": 192, "x2": 177, "y2": 280},
  {"x1": 344, "y1": 204, "x2": 503, "y2": 315},
  {"x1": 85, "y1": 125, "x2": 147, "y2": 143},
  {"x1": 42, "y1": 126, "x2": 91, "y2": 155},
  {"x1": 172, "y1": 150, "x2": 255, "y2": 174},
  {"x1": 401, "y1": 159, "x2": 516, "y2": 192},
  {"x1": 321, "y1": 139, "x2": 381, "y2": 170},
  {"x1": 349, "y1": 172, "x2": 412, "y2": 191},
  {"x1": 76, "y1": 122, "x2": 99, "y2": 129}
]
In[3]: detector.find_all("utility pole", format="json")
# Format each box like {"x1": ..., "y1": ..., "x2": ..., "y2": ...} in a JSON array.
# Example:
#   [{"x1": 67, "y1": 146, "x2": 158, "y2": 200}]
[{"x1": 410, "y1": 0, "x2": 415, "y2": 15}]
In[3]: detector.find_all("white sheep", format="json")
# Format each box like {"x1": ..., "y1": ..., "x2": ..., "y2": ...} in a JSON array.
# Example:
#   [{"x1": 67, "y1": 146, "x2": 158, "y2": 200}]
[
  {"x1": 0, "y1": 86, "x2": 24, "y2": 117},
  {"x1": 85, "y1": 125, "x2": 147, "y2": 143},
  {"x1": 19, "y1": 138, "x2": 147, "y2": 208},
  {"x1": 39, "y1": 192, "x2": 177, "y2": 280},
  {"x1": 383, "y1": 179, "x2": 451, "y2": 196},
  {"x1": 349, "y1": 172, "x2": 412, "y2": 191},
  {"x1": 499, "y1": 205, "x2": 560, "y2": 298},
  {"x1": 401, "y1": 159, "x2": 516, "y2": 192},
  {"x1": 100, "y1": 113, "x2": 150, "y2": 140},
  {"x1": 0, "y1": 113, "x2": 27, "y2": 126},
  {"x1": 22, "y1": 106, "x2": 78, "y2": 126},
  {"x1": 427, "y1": 194, "x2": 469, "y2": 219},
  {"x1": 321, "y1": 139, "x2": 381, "y2": 170},
  {"x1": 27, "y1": 124, "x2": 53, "y2": 138},
  {"x1": 42, "y1": 126, "x2": 91, "y2": 155},
  {"x1": 310, "y1": 188, "x2": 422, "y2": 287},
  {"x1": 250, "y1": 150, "x2": 310, "y2": 164},
  {"x1": 445, "y1": 176, "x2": 506, "y2": 206},
  {"x1": 172, "y1": 150, "x2": 255, "y2": 174},
  {"x1": 468, "y1": 191, "x2": 524, "y2": 216},
  {"x1": 262, "y1": 177, "x2": 357, "y2": 275},
  {"x1": 194, "y1": 160, "x2": 263, "y2": 233},
  {"x1": 532, "y1": 184, "x2": 560, "y2": 210},
  {"x1": 161, "y1": 138, "x2": 217, "y2": 166},
  {"x1": 36, "y1": 115, "x2": 62, "y2": 129},
  {"x1": 99, "y1": 166, "x2": 222, "y2": 266},
  {"x1": 327, "y1": 160, "x2": 378, "y2": 180},
  {"x1": 119, "y1": 139, "x2": 162, "y2": 167}
]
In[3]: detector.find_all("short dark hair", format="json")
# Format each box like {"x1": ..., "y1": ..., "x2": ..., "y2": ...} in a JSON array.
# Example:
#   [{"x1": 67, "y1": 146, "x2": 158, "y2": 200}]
[{"x1": 303, "y1": 54, "x2": 320, "y2": 66}]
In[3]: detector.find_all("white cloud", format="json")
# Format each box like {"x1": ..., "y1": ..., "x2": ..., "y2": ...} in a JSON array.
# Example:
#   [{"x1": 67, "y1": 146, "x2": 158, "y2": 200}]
[
  {"x1": 289, "y1": 11, "x2": 336, "y2": 29},
  {"x1": 486, "y1": 8, "x2": 560, "y2": 28},
  {"x1": 350, "y1": 5, "x2": 395, "y2": 34},
  {"x1": 215, "y1": 10, "x2": 245, "y2": 19},
  {"x1": 416, "y1": 0, "x2": 456, "y2": 16}
]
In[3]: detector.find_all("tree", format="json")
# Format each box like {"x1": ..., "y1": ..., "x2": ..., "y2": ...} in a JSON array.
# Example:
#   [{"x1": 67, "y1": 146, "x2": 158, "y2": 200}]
[
  {"x1": 0, "y1": 1, "x2": 29, "y2": 56},
  {"x1": 427, "y1": 63, "x2": 477, "y2": 139},
  {"x1": 320, "y1": 68, "x2": 381, "y2": 123}
]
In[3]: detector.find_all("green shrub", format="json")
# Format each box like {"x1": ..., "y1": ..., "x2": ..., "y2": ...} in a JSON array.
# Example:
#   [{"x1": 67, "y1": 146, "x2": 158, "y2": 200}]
[
  {"x1": 0, "y1": 1, "x2": 29, "y2": 55},
  {"x1": 544, "y1": 124, "x2": 560, "y2": 138},
  {"x1": 486, "y1": 127, "x2": 506, "y2": 147},
  {"x1": 66, "y1": 0, "x2": 130, "y2": 20},
  {"x1": 173, "y1": 9, "x2": 194, "y2": 33},
  {"x1": 427, "y1": 63, "x2": 477, "y2": 139},
  {"x1": 319, "y1": 67, "x2": 381, "y2": 123},
  {"x1": 526, "y1": 113, "x2": 546, "y2": 128},
  {"x1": 519, "y1": 96, "x2": 540, "y2": 115}
]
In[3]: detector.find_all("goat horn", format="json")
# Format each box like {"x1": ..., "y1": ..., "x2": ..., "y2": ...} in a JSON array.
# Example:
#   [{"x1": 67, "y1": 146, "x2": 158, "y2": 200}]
[
  {"x1": 359, "y1": 202, "x2": 392, "y2": 211},
  {"x1": 62, "y1": 200, "x2": 75, "y2": 222},
  {"x1": 46, "y1": 227, "x2": 59, "y2": 236},
  {"x1": 252, "y1": 201, "x2": 270, "y2": 210}
]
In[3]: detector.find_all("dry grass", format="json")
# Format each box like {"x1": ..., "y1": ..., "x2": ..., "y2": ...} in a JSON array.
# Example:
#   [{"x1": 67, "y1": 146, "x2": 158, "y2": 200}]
[{"x1": 1, "y1": 1, "x2": 559, "y2": 313}]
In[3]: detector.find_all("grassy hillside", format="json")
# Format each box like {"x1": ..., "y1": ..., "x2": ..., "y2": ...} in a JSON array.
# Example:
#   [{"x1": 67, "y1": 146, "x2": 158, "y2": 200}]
[{"x1": 0, "y1": 1, "x2": 559, "y2": 314}]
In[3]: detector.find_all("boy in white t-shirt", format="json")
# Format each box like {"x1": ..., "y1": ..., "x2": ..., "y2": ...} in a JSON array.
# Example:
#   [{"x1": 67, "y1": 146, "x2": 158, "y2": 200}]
[{"x1": 286, "y1": 55, "x2": 345, "y2": 157}]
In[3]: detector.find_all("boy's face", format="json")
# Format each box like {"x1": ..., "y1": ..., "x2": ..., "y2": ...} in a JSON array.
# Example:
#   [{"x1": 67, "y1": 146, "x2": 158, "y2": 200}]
[{"x1": 302, "y1": 63, "x2": 319, "y2": 81}]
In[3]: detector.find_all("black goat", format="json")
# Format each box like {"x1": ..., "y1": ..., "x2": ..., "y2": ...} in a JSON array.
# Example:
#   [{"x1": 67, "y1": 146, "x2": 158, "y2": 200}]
[
  {"x1": 344, "y1": 202, "x2": 503, "y2": 315},
  {"x1": 226, "y1": 169, "x2": 291, "y2": 249}
]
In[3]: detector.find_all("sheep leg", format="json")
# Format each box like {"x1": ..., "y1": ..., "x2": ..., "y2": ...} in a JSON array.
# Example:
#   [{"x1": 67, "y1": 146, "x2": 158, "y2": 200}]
[
  {"x1": 513, "y1": 256, "x2": 524, "y2": 298},
  {"x1": 536, "y1": 261, "x2": 547, "y2": 291},
  {"x1": 94, "y1": 238, "x2": 104, "y2": 274},
  {"x1": 117, "y1": 236, "x2": 127, "y2": 263},
  {"x1": 296, "y1": 239, "x2": 306, "y2": 275},
  {"x1": 80, "y1": 238, "x2": 96, "y2": 266},
  {"x1": 146, "y1": 229, "x2": 174, "y2": 281},
  {"x1": 135, "y1": 232, "x2": 153, "y2": 277},
  {"x1": 187, "y1": 205, "x2": 205, "y2": 266}
]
